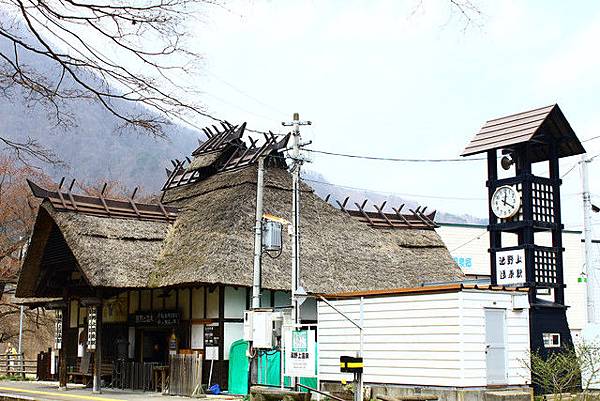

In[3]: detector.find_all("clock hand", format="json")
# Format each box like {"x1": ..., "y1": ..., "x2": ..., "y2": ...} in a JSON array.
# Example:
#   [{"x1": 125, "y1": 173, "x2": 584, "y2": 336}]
[{"x1": 501, "y1": 198, "x2": 515, "y2": 208}]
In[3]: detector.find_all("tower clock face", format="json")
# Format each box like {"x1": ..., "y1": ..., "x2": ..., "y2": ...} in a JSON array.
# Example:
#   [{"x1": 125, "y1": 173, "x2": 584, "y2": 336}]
[{"x1": 491, "y1": 185, "x2": 521, "y2": 219}]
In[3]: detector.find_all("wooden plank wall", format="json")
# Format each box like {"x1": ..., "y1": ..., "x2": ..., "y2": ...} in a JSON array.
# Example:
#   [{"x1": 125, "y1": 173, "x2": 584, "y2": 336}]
[{"x1": 317, "y1": 290, "x2": 531, "y2": 388}]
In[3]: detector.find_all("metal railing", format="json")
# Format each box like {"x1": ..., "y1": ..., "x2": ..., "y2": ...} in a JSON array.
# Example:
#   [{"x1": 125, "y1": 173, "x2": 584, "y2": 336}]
[
  {"x1": 296, "y1": 383, "x2": 348, "y2": 401},
  {"x1": 0, "y1": 353, "x2": 37, "y2": 377}
]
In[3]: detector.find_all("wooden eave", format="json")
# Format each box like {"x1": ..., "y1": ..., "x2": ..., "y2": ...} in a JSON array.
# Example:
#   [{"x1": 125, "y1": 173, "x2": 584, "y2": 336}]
[{"x1": 16, "y1": 207, "x2": 94, "y2": 298}]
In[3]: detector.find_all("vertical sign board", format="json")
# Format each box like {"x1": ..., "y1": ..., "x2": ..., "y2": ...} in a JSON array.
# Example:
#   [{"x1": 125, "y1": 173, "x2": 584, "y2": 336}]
[
  {"x1": 284, "y1": 330, "x2": 316, "y2": 377},
  {"x1": 204, "y1": 324, "x2": 220, "y2": 360},
  {"x1": 87, "y1": 306, "x2": 97, "y2": 351},
  {"x1": 54, "y1": 310, "x2": 63, "y2": 350},
  {"x1": 496, "y1": 249, "x2": 526, "y2": 286}
]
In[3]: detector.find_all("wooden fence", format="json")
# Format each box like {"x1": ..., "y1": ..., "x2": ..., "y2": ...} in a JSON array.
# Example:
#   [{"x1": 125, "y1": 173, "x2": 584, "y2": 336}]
[
  {"x1": 111, "y1": 360, "x2": 158, "y2": 391},
  {"x1": 169, "y1": 354, "x2": 203, "y2": 397},
  {"x1": 0, "y1": 353, "x2": 37, "y2": 377}
]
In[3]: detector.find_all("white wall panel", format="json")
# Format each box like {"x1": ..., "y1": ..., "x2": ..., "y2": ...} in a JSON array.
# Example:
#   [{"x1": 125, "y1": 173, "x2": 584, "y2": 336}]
[
  {"x1": 224, "y1": 286, "x2": 246, "y2": 319},
  {"x1": 318, "y1": 290, "x2": 530, "y2": 388},
  {"x1": 191, "y1": 287, "x2": 205, "y2": 319},
  {"x1": 224, "y1": 322, "x2": 244, "y2": 360}
]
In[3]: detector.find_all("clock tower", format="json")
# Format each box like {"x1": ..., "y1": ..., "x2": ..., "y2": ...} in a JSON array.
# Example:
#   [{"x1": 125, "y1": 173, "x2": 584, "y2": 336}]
[{"x1": 462, "y1": 104, "x2": 585, "y2": 355}]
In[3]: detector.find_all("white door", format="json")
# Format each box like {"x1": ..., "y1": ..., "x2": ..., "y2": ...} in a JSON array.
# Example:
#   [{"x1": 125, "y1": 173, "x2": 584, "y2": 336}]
[{"x1": 485, "y1": 308, "x2": 507, "y2": 385}]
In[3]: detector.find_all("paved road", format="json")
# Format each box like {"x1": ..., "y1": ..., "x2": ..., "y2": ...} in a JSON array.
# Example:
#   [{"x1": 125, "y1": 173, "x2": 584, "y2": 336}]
[{"x1": 0, "y1": 381, "x2": 192, "y2": 400}]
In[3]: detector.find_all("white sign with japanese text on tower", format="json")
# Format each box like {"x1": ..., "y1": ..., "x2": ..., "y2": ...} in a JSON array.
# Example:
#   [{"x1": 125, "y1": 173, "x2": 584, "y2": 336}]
[{"x1": 496, "y1": 248, "x2": 526, "y2": 286}]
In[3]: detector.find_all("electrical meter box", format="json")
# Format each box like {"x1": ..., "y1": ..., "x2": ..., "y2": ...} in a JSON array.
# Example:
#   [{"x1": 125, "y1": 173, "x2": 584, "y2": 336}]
[
  {"x1": 512, "y1": 293, "x2": 529, "y2": 310},
  {"x1": 243, "y1": 310, "x2": 274, "y2": 348}
]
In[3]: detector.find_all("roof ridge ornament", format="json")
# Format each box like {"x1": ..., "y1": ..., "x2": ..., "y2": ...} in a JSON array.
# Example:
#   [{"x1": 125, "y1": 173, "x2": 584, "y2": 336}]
[
  {"x1": 325, "y1": 194, "x2": 437, "y2": 230},
  {"x1": 27, "y1": 179, "x2": 177, "y2": 223},
  {"x1": 162, "y1": 122, "x2": 291, "y2": 192}
]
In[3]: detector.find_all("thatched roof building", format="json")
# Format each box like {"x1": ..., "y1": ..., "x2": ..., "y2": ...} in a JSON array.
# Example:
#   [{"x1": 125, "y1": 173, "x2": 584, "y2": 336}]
[{"x1": 17, "y1": 122, "x2": 463, "y2": 298}]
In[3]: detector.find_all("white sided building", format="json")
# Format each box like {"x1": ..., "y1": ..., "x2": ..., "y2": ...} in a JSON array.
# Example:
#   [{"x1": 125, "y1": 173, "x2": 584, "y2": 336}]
[
  {"x1": 318, "y1": 284, "x2": 531, "y2": 397},
  {"x1": 437, "y1": 223, "x2": 589, "y2": 340}
]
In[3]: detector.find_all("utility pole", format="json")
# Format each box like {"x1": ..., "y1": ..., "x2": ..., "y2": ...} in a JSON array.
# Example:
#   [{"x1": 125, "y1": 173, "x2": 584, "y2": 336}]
[
  {"x1": 282, "y1": 113, "x2": 311, "y2": 324},
  {"x1": 17, "y1": 237, "x2": 25, "y2": 377},
  {"x1": 282, "y1": 113, "x2": 311, "y2": 389},
  {"x1": 252, "y1": 156, "x2": 266, "y2": 309},
  {"x1": 581, "y1": 154, "x2": 600, "y2": 389},
  {"x1": 582, "y1": 154, "x2": 596, "y2": 323}
]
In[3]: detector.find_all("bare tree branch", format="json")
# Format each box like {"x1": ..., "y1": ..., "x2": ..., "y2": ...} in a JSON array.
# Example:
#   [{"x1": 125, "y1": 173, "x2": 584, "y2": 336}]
[{"x1": 0, "y1": 0, "x2": 224, "y2": 163}]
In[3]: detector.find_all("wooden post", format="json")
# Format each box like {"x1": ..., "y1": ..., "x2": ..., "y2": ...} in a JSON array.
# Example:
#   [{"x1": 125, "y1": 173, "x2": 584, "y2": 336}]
[
  {"x1": 59, "y1": 304, "x2": 68, "y2": 390},
  {"x1": 486, "y1": 149, "x2": 501, "y2": 286}
]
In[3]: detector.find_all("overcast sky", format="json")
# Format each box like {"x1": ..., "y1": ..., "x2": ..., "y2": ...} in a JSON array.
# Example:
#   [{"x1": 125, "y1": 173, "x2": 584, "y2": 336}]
[{"x1": 182, "y1": 0, "x2": 600, "y2": 230}]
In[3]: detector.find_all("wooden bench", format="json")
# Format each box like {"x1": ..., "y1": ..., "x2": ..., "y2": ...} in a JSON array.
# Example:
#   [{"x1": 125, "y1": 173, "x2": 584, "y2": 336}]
[{"x1": 68, "y1": 359, "x2": 113, "y2": 386}]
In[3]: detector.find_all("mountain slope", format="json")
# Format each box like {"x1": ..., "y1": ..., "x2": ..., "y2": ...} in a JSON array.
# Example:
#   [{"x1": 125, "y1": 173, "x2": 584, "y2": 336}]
[{"x1": 0, "y1": 32, "x2": 202, "y2": 192}]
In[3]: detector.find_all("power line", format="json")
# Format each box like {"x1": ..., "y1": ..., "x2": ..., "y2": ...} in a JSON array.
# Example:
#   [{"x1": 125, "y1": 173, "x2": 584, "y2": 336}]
[
  {"x1": 204, "y1": 69, "x2": 288, "y2": 118},
  {"x1": 301, "y1": 177, "x2": 486, "y2": 201},
  {"x1": 558, "y1": 152, "x2": 600, "y2": 180},
  {"x1": 582, "y1": 135, "x2": 600, "y2": 143},
  {"x1": 561, "y1": 162, "x2": 579, "y2": 179},
  {"x1": 305, "y1": 149, "x2": 486, "y2": 163},
  {"x1": 449, "y1": 229, "x2": 489, "y2": 253}
]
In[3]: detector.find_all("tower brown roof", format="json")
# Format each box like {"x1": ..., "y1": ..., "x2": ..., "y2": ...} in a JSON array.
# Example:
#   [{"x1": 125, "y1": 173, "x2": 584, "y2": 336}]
[{"x1": 461, "y1": 104, "x2": 585, "y2": 162}]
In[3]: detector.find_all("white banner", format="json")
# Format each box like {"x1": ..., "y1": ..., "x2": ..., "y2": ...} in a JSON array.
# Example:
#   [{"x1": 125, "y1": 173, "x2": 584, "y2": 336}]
[
  {"x1": 496, "y1": 248, "x2": 526, "y2": 286},
  {"x1": 54, "y1": 310, "x2": 63, "y2": 350},
  {"x1": 87, "y1": 306, "x2": 97, "y2": 350},
  {"x1": 284, "y1": 329, "x2": 316, "y2": 378}
]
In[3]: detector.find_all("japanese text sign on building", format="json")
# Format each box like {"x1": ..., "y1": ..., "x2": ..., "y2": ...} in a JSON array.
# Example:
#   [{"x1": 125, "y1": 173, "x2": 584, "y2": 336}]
[
  {"x1": 87, "y1": 306, "x2": 97, "y2": 350},
  {"x1": 496, "y1": 248, "x2": 526, "y2": 285},
  {"x1": 284, "y1": 329, "x2": 316, "y2": 378},
  {"x1": 132, "y1": 310, "x2": 180, "y2": 327}
]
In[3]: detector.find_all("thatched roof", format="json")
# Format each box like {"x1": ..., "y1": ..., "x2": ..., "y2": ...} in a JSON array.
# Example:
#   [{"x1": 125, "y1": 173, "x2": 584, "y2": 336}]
[
  {"x1": 187, "y1": 149, "x2": 226, "y2": 171},
  {"x1": 50, "y1": 207, "x2": 169, "y2": 288},
  {"x1": 156, "y1": 165, "x2": 462, "y2": 293},
  {"x1": 16, "y1": 201, "x2": 170, "y2": 297},
  {"x1": 17, "y1": 123, "x2": 463, "y2": 298}
]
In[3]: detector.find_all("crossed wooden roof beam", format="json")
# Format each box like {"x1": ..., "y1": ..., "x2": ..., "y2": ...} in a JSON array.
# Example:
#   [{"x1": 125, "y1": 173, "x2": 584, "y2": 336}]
[
  {"x1": 163, "y1": 122, "x2": 290, "y2": 191},
  {"x1": 28, "y1": 179, "x2": 178, "y2": 223},
  {"x1": 324, "y1": 195, "x2": 438, "y2": 229},
  {"x1": 191, "y1": 121, "x2": 242, "y2": 156}
]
